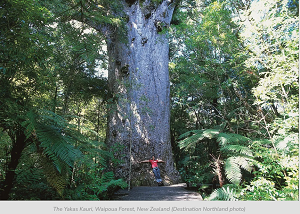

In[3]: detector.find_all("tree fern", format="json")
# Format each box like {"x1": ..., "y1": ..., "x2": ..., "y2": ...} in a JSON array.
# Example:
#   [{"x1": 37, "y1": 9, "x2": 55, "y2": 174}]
[
  {"x1": 21, "y1": 109, "x2": 88, "y2": 196},
  {"x1": 38, "y1": 124, "x2": 81, "y2": 171},
  {"x1": 178, "y1": 128, "x2": 255, "y2": 186},
  {"x1": 23, "y1": 110, "x2": 82, "y2": 170},
  {"x1": 22, "y1": 109, "x2": 127, "y2": 199},
  {"x1": 210, "y1": 154, "x2": 224, "y2": 187}
]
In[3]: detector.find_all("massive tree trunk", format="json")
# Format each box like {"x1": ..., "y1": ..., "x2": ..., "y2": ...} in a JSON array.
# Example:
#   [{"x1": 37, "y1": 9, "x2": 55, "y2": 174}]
[{"x1": 104, "y1": 0, "x2": 180, "y2": 186}]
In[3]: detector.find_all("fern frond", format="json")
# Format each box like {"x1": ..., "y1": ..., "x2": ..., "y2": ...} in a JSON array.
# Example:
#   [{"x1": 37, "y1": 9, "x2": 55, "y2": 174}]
[
  {"x1": 38, "y1": 109, "x2": 70, "y2": 128},
  {"x1": 178, "y1": 129, "x2": 257, "y2": 188},
  {"x1": 96, "y1": 179, "x2": 128, "y2": 195},
  {"x1": 220, "y1": 144, "x2": 253, "y2": 157},
  {"x1": 101, "y1": 172, "x2": 115, "y2": 183},
  {"x1": 217, "y1": 133, "x2": 251, "y2": 146},
  {"x1": 225, "y1": 157, "x2": 242, "y2": 185},
  {"x1": 251, "y1": 139, "x2": 272, "y2": 149},
  {"x1": 178, "y1": 133, "x2": 203, "y2": 151},
  {"x1": 274, "y1": 133, "x2": 299, "y2": 154},
  {"x1": 236, "y1": 156, "x2": 254, "y2": 172},
  {"x1": 178, "y1": 129, "x2": 219, "y2": 150},
  {"x1": 39, "y1": 155, "x2": 69, "y2": 196},
  {"x1": 202, "y1": 129, "x2": 220, "y2": 139},
  {"x1": 37, "y1": 123, "x2": 82, "y2": 170},
  {"x1": 93, "y1": 172, "x2": 128, "y2": 196},
  {"x1": 178, "y1": 130, "x2": 204, "y2": 140},
  {"x1": 22, "y1": 110, "x2": 37, "y2": 140},
  {"x1": 207, "y1": 184, "x2": 238, "y2": 201},
  {"x1": 225, "y1": 156, "x2": 254, "y2": 185}
]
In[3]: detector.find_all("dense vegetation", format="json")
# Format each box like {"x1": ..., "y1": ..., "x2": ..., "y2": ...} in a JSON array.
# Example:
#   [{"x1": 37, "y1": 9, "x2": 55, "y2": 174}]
[
  {"x1": 170, "y1": 0, "x2": 299, "y2": 201},
  {"x1": 0, "y1": 0, "x2": 298, "y2": 200},
  {"x1": 0, "y1": 0, "x2": 126, "y2": 200}
]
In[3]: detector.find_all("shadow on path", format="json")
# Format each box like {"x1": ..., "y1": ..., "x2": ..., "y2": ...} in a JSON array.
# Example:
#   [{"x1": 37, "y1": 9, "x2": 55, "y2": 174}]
[{"x1": 113, "y1": 183, "x2": 203, "y2": 201}]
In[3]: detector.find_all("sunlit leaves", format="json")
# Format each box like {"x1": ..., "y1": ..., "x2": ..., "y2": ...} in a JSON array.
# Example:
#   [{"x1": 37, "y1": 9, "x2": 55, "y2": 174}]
[
  {"x1": 169, "y1": 0, "x2": 259, "y2": 136},
  {"x1": 239, "y1": 0, "x2": 299, "y2": 113}
]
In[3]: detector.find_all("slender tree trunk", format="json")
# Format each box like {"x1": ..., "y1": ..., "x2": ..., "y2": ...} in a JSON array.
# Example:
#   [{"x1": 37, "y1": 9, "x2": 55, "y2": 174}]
[
  {"x1": 53, "y1": 86, "x2": 58, "y2": 113},
  {"x1": 0, "y1": 130, "x2": 26, "y2": 200},
  {"x1": 105, "y1": 0, "x2": 180, "y2": 186}
]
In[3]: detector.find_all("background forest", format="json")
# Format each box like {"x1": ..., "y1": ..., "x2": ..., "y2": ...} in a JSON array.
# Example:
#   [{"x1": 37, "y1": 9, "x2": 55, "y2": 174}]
[{"x1": 0, "y1": 0, "x2": 299, "y2": 201}]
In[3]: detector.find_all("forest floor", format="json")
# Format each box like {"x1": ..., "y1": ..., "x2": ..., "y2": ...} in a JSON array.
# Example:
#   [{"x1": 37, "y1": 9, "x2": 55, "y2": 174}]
[{"x1": 113, "y1": 183, "x2": 203, "y2": 201}]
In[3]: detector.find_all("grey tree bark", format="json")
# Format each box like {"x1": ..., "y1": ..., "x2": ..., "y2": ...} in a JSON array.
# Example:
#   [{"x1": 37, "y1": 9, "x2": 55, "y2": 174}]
[{"x1": 103, "y1": 0, "x2": 180, "y2": 186}]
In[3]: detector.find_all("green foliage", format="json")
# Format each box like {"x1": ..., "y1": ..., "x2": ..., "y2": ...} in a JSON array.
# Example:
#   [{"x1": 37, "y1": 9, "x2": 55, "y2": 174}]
[
  {"x1": 96, "y1": 172, "x2": 128, "y2": 197},
  {"x1": 178, "y1": 125, "x2": 298, "y2": 200},
  {"x1": 0, "y1": 129, "x2": 11, "y2": 180},
  {"x1": 239, "y1": 0, "x2": 299, "y2": 114},
  {"x1": 64, "y1": 157, "x2": 128, "y2": 200},
  {"x1": 177, "y1": 129, "x2": 220, "y2": 186},
  {"x1": 170, "y1": 0, "x2": 259, "y2": 140},
  {"x1": 11, "y1": 156, "x2": 60, "y2": 200},
  {"x1": 39, "y1": 156, "x2": 70, "y2": 197},
  {"x1": 239, "y1": 178, "x2": 284, "y2": 201},
  {"x1": 4, "y1": 108, "x2": 127, "y2": 200}
]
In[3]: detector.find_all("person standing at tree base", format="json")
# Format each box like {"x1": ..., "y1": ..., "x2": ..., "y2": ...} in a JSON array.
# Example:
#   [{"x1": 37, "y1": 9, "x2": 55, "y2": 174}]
[{"x1": 140, "y1": 156, "x2": 165, "y2": 186}]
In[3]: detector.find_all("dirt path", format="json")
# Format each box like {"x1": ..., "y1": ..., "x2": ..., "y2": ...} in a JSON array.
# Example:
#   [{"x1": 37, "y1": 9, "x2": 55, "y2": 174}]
[{"x1": 113, "y1": 183, "x2": 203, "y2": 201}]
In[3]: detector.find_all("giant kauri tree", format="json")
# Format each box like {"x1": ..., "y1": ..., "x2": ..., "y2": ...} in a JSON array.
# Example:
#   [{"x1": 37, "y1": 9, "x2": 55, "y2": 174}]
[{"x1": 72, "y1": 0, "x2": 181, "y2": 186}]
